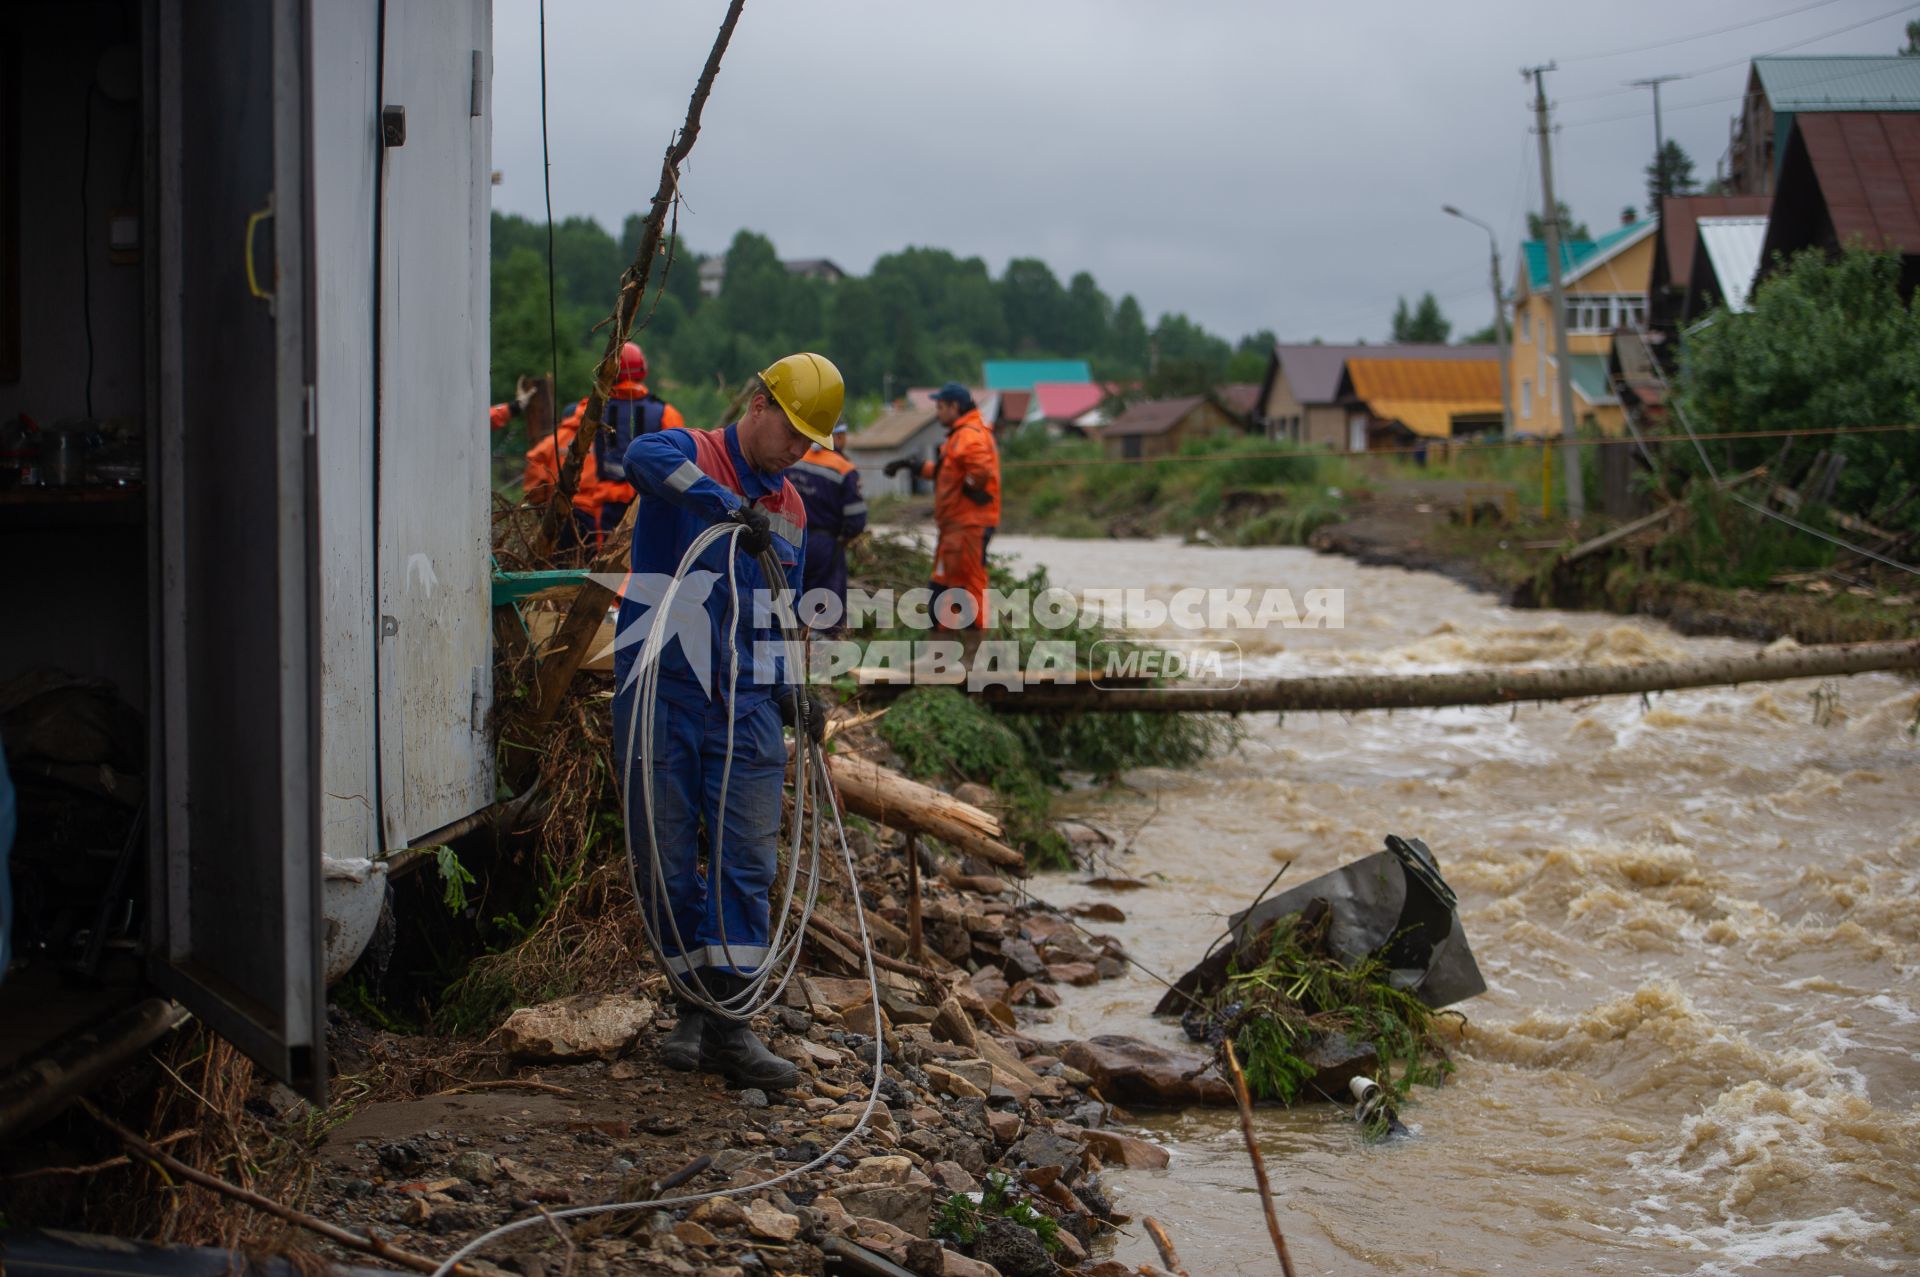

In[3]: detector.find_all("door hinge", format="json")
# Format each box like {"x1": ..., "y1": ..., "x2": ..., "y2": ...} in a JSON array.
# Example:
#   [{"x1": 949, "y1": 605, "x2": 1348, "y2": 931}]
[
  {"x1": 470, "y1": 50, "x2": 484, "y2": 118},
  {"x1": 381, "y1": 105, "x2": 406, "y2": 148}
]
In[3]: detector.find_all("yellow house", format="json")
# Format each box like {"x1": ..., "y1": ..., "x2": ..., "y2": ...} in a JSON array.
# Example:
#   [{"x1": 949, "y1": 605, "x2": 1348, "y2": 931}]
[{"x1": 1509, "y1": 216, "x2": 1656, "y2": 436}]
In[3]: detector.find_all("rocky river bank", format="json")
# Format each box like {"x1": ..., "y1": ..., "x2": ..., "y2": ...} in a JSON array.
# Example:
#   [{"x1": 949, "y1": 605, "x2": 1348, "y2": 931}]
[{"x1": 296, "y1": 822, "x2": 1243, "y2": 1277}]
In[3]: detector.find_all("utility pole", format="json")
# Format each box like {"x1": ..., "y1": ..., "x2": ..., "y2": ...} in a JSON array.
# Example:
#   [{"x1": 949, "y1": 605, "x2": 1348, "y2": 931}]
[
  {"x1": 1630, "y1": 74, "x2": 1681, "y2": 203},
  {"x1": 1525, "y1": 63, "x2": 1584, "y2": 520},
  {"x1": 1443, "y1": 205, "x2": 1513, "y2": 438}
]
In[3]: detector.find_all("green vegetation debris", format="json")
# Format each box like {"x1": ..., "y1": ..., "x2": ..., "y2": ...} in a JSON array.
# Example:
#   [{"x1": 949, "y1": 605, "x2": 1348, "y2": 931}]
[
  {"x1": 933, "y1": 1171, "x2": 1062, "y2": 1255},
  {"x1": 1215, "y1": 909, "x2": 1454, "y2": 1115},
  {"x1": 432, "y1": 845, "x2": 476, "y2": 914}
]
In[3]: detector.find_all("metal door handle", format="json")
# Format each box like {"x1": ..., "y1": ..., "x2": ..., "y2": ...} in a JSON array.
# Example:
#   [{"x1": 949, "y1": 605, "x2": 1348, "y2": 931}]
[{"x1": 245, "y1": 194, "x2": 275, "y2": 303}]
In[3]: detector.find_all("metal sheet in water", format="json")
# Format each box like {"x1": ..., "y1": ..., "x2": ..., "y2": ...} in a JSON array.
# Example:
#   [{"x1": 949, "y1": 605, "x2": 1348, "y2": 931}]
[{"x1": 1231, "y1": 836, "x2": 1485, "y2": 1009}]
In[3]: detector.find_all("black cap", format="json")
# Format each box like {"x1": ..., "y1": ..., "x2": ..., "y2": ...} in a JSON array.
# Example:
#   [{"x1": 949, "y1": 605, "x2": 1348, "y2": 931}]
[{"x1": 931, "y1": 382, "x2": 973, "y2": 407}]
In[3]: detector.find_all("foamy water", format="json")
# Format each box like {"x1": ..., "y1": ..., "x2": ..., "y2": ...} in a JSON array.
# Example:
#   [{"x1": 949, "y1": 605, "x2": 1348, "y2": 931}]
[{"x1": 989, "y1": 535, "x2": 1920, "y2": 1277}]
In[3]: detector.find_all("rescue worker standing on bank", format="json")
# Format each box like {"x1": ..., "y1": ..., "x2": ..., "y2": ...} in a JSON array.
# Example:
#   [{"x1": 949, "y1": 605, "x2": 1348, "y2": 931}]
[
  {"x1": 884, "y1": 383, "x2": 1000, "y2": 630},
  {"x1": 785, "y1": 421, "x2": 867, "y2": 630},
  {"x1": 611, "y1": 353, "x2": 841, "y2": 1091}
]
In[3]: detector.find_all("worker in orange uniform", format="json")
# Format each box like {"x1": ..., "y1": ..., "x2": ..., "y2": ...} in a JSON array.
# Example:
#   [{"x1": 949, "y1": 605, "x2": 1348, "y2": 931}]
[
  {"x1": 516, "y1": 343, "x2": 684, "y2": 545},
  {"x1": 592, "y1": 341, "x2": 686, "y2": 535},
  {"x1": 884, "y1": 383, "x2": 999, "y2": 632}
]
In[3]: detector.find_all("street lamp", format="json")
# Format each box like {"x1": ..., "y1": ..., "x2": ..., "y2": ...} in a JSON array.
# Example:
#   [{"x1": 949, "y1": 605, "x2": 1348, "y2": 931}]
[{"x1": 1443, "y1": 205, "x2": 1514, "y2": 439}]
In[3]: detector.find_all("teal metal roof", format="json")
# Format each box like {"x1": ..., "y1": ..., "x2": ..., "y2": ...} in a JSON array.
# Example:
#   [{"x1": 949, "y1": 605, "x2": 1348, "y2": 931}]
[
  {"x1": 982, "y1": 359, "x2": 1092, "y2": 390},
  {"x1": 1522, "y1": 217, "x2": 1655, "y2": 292},
  {"x1": 1754, "y1": 57, "x2": 1920, "y2": 112},
  {"x1": 1567, "y1": 354, "x2": 1614, "y2": 406}
]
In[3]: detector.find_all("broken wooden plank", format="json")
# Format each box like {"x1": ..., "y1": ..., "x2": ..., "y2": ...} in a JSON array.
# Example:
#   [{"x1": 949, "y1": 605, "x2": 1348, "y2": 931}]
[{"x1": 827, "y1": 754, "x2": 1024, "y2": 870}]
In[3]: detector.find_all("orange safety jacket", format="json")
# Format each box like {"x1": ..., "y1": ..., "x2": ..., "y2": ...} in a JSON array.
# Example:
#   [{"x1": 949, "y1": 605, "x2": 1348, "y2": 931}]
[
  {"x1": 523, "y1": 422, "x2": 604, "y2": 516},
  {"x1": 522, "y1": 386, "x2": 685, "y2": 517},
  {"x1": 917, "y1": 408, "x2": 1000, "y2": 529}
]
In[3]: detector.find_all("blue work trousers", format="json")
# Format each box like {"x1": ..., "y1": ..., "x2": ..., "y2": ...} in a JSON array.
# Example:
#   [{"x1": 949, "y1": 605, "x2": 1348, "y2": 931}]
[{"x1": 615, "y1": 687, "x2": 784, "y2": 980}]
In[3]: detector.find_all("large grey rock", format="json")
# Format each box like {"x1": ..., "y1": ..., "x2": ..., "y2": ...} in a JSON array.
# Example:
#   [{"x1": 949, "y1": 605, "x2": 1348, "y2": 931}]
[{"x1": 1003, "y1": 1129, "x2": 1082, "y2": 1180}]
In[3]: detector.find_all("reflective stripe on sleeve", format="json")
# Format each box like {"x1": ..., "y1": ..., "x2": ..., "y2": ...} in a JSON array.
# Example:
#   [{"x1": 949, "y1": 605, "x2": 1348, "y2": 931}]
[
  {"x1": 665, "y1": 459, "x2": 703, "y2": 493},
  {"x1": 767, "y1": 513, "x2": 804, "y2": 547}
]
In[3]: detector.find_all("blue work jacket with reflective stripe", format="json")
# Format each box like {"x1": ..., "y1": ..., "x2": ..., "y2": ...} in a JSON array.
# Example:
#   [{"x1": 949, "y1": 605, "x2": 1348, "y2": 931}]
[
  {"x1": 615, "y1": 423, "x2": 807, "y2": 713},
  {"x1": 785, "y1": 445, "x2": 867, "y2": 603}
]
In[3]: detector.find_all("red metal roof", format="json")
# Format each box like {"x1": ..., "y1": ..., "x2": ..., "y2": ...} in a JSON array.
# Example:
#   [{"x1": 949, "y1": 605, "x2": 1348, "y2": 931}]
[
  {"x1": 1033, "y1": 381, "x2": 1106, "y2": 420},
  {"x1": 1794, "y1": 112, "x2": 1920, "y2": 252}
]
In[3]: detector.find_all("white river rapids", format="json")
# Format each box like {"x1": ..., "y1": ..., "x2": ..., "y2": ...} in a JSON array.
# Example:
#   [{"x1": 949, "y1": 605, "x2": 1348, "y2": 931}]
[{"x1": 986, "y1": 535, "x2": 1920, "y2": 1277}]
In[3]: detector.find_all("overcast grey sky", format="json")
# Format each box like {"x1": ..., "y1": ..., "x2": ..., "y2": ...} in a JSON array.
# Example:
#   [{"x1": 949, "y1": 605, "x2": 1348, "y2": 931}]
[{"x1": 489, "y1": 0, "x2": 1918, "y2": 346}]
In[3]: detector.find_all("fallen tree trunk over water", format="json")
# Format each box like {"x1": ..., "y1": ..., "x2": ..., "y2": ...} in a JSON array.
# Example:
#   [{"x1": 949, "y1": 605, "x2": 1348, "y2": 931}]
[
  {"x1": 988, "y1": 638, "x2": 1920, "y2": 715},
  {"x1": 826, "y1": 754, "x2": 1025, "y2": 869}
]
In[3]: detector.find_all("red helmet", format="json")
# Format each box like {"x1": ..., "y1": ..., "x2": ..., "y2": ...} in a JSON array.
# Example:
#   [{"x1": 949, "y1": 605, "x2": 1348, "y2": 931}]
[{"x1": 618, "y1": 341, "x2": 647, "y2": 381}]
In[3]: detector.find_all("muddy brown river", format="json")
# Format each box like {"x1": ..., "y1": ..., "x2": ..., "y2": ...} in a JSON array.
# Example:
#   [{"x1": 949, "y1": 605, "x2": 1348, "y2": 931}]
[{"x1": 989, "y1": 535, "x2": 1919, "y2": 1277}]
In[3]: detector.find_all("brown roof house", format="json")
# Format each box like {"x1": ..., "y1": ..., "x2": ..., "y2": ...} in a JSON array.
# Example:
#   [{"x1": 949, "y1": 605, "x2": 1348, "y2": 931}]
[
  {"x1": 1647, "y1": 195, "x2": 1772, "y2": 330},
  {"x1": 1100, "y1": 395, "x2": 1241, "y2": 461},
  {"x1": 1253, "y1": 344, "x2": 1493, "y2": 448},
  {"x1": 845, "y1": 406, "x2": 942, "y2": 497},
  {"x1": 1759, "y1": 112, "x2": 1920, "y2": 297}
]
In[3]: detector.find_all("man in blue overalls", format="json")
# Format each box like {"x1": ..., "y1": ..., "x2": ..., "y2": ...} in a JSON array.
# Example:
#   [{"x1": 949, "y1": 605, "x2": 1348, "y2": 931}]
[{"x1": 613, "y1": 353, "x2": 842, "y2": 1090}]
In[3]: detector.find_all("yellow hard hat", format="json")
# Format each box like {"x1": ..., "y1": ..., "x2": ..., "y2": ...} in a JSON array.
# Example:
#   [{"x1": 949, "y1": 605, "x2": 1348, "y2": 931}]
[{"x1": 759, "y1": 352, "x2": 844, "y2": 446}]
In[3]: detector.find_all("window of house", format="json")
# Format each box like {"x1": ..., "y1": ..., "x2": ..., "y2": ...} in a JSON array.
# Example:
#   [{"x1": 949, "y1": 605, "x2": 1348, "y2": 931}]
[
  {"x1": 1562, "y1": 293, "x2": 1649, "y2": 333},
  {"x1": 1520, "y1": 308, "x2": 1531, "y2": 342},
  {"x1": 1122, "y1": 435, "x2": 1142, "y2": 459},
  {"x1": 1521, "y1": 378, "x2": 1532, "y2": 419}
]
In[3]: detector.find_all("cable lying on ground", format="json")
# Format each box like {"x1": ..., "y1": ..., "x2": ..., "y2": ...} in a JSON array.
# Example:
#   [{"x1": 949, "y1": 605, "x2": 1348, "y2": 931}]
[{"x1": 432, "y1": 521, "x2": 887, "y2": 1277}]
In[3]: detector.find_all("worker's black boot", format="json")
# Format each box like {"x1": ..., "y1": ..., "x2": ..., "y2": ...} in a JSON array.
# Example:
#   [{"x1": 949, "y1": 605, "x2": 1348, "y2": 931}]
[
  {"x1": 698, "y1": 974, "x2": 800, "y2": 1091},
  {"x1": 659, "y1": 998, "x2": 708, "y2": 1072}
]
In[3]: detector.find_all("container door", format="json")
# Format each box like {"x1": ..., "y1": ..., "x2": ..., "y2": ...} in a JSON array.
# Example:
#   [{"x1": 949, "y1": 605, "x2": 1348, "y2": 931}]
[
  {"x1": 374, "y1": 0, "x2": 493, "y2": 849},
  {"x1": 149, "y1": 0, "x2": 325, "y2": 1096}
]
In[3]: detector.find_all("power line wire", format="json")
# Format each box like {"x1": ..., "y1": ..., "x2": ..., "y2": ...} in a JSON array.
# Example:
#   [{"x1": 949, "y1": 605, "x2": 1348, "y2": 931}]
[
  {"x1": 1679, "y1": 0, "x2": 1920, "y2": 77},
  {"x1": 1557, "y1": 0, "x2": 1848, "y2": 64},
  {"x1": 537, "y1": 0, "x2": 561, "y2": 457},
  {"x1": 1560, "y1": 1, "x2": 1920, "y2": 128}
]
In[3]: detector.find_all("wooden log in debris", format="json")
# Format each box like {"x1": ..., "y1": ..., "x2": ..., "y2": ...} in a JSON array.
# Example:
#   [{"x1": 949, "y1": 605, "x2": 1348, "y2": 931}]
[
  {"x1": 826, "y1": 754, "x2": 1025, "y2": 870},
  {"x1": 1563, "y1": 465, "x2": 1768, "y2": 565},
  {"x1": 988, "y1": 637, "x2": 1920, "y2": 716}
]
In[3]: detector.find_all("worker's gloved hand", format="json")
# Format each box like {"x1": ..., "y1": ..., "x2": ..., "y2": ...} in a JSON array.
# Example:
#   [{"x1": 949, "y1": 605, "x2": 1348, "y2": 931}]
[
  {"x1": 730, "y1": 503, "x2": 772, "y2": 557},
  {"x1": 507, "y1": 397, "x2": 526, "y2": 419},
  {"x1": 882, "y1": 458, "x2": 913, "y2": 478},
  {"x1": 962, "y1": 482, "x2": 992, "y2": 505},
  {"x1": 780, "y1": 688, "x2": 829, "y2": 744}
]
